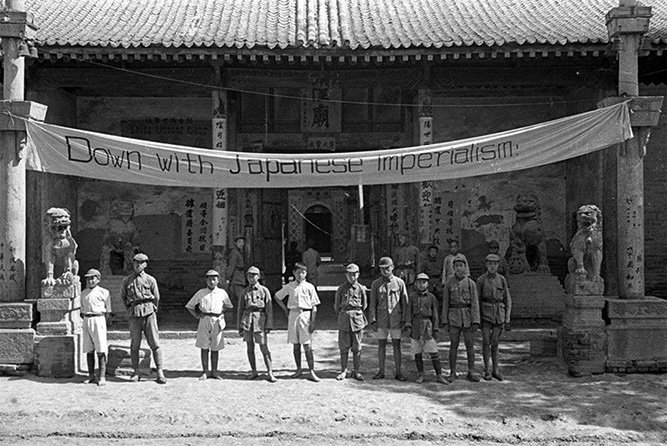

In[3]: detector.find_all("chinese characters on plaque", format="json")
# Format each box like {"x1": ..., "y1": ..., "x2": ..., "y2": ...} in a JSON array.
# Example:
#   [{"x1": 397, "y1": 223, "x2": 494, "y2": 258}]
[
  {"x1": 182, "y1": 195, "x2": 212, "y2": 253},
  {"x1": 301, "y1": 87, "x2": 342, "y2": 133}
]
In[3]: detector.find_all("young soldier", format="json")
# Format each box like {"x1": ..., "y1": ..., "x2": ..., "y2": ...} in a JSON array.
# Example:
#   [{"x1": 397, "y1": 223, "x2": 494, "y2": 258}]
[
  {"x1": 487, "y1": 240, "x2": 509, "y2": 277},
  {"x1": 185, "y1": 270, "x2": 233, "y2": 380},
  {"x1": 420, "y1": 245, "x2": 443, "y2": 304},
  {"x1": 369, "y1": 256, "x2": 409, "y2": 381},
  {"x1": 476, "y1": 254, "x2": 512, "y2": 381},
  {"x1": 275, "y1": 262, "x2": 321, "y2": 382},
  {"x1": 225, "y1": 236, "x2": 247, "y2": 307},
  {"x1": 333, "y1": 263, "x2": 368, "y2": 381},
  {"x1": 237, "y1": 266, "x2": 276, "y2": 382},
  {"x1": 406, "y1": 273, "x2": 447, "y2": 384},
  {"x1": 442, "y1": 240, "x2": 470, "y2": 285},
  {"x1": 80, "y1": 268, "x2": 111, "y2": 386},
  {"x1": 394, "y1": 232, "x2": 421, "y2": 287},
  {"x1": 441, "y1": 254, "x2": 481, "y2": 382},
  {"x1": 121, "y1": 253, "x2": 166, "y2": 384}
]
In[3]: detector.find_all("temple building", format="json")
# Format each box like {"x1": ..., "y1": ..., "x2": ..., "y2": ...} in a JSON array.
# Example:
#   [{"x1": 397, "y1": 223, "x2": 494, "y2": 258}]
[{"x1": 2, "y1": 0, "x2": 666, "y2": 331}]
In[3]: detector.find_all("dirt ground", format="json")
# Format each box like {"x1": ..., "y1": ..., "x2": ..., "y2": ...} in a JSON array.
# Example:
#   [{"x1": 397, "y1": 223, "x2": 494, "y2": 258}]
[{"x1": 1, "y1": 330, "x2": 666, "y2": 446}]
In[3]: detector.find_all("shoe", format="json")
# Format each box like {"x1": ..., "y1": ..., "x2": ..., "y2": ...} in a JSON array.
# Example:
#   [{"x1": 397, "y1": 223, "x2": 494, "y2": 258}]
[
  {"x1": 336, "y1": 371, "x2": 347, "y2": 381},
  {"x1": 436, "y1": 374, "x2": 449, "y2": 385},
  {"x1": 307, "y1": 370, "x2": 321, "y2": 382},
  {"x1": 394, "y1": 373, "x2": 408, "y2": 382},
  {"x1": 415, "y1": 374, "x2": 425, "y2": 384},
  {"x1": 84, "y1": 375, "x2": 97, "y2": 384},
  {"x1": 352, "y1": 372, "x2": 364, "y2": 381},
  {"x1": 267, "y1": 374, "x2": 277, "y2": 383},
  {"x1": 484, "y1": 371, "x2": 492, "y2": 381},
  {"x1": 129, "y1": 373, "x2": 140, "y2": 382},
  {"x1": 372, "y1": 371, "x2": 385, "y2": 380},
  {"x1": 211, "y1": 372, "x2": 223, "y2": 380},
  {"x1": 492, "y1": 370, "x2": 504, "y2": 381},
  {"x1": 156, "y1": 370, "x2": 167, "y2": 385},
  {"x1": 466, "y1": 371, "x2": 480, "y2": 383},
  {"x1": 447, "y1": 372, "x2": 458, "y2": 383},
  {"x1": 198, "y1": 373, "x2": 208, "y2": 381},
  {"x1": 247, "y1": 372, "x2": 260, "y2": 380},
  {"x1": 291, "y1": 369, "x2": 303, "y2": 379},
  {"x1": 97, "y1": 377, "x2": 107, "y2": 387}
]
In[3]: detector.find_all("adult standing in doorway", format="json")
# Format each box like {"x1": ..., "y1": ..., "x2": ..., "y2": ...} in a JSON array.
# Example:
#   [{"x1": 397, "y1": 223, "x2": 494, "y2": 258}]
[
  {"x1": 302, "y1": 239, "x2": 321, "y2": 290},
  {"x1": 226, "y1": 236, "x2": 247, "y2": 307},
  {"x1": 121, "y1": 253, "x2": 166, "y2": 384}
]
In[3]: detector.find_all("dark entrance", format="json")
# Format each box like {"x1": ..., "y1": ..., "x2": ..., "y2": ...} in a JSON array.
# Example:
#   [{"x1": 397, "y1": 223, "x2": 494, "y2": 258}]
[{"x1": 304, "y1": 205, "x2": 332, "y2": 256}]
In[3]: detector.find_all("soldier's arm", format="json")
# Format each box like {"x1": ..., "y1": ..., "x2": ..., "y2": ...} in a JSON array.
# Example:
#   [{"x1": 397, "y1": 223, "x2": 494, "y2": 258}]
[
  {"x1": 274, "y1": 285, "x2": 289, "y2": 314},
  {"x1": 264, "y1": 287, "x2": 274, "y2": 331},
  {"x1": 368, "y1": 283, "x2": 377, "y2": 324},
  {"x1": 433, "y1": 295, "x2": 440, "y2": 329},
  {"x1": 470, "y1": 280, "x2": 481, "y2": 325},
  {"x1": 151, "y1": 277, "x2": 161, "y2": 309},
  {"x1": 361, "y1": 287, "x2": 368, "y2": 312},
  {"x1": 504, "y1": 277, "x2": 512, "y2": 324},
  {"x1": 441, "y1": 281, "x2": 450, "y2": 326},
  {"x1": 236, "y1": 290, "x2": 245, "y2": 330},
  {"x1": 120, "y1": 277, "x2": 130, "y2": 310},
  {"x1": 333, "y1": 288, "x2": 341, "y2": 314}
]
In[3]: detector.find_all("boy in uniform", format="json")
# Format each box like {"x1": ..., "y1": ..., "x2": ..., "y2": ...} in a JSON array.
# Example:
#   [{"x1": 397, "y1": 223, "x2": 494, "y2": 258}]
[
  {"x1": 275, "y1": 262, "x2": 321, "y2": 382},
  {"x1": 237, "y1": 266, "x2": 276, "y2": 382},
  {"x1": 487, "y1": 240, "x2": 509, "y2": 277},
  {"x1": 442, "y1": 240, "x2": 470, "y2": 284},
  {"x1": 441, "y1": 254, "x2": 481, "y2": 382},
  {"x1": 476, "y1": 254, "x2": 512, "y2": 381},
  {"x1": 185, "y1": 270, "x2": 233, "y2": 380},
  {"x1": 80, "y1": 268, "x2": 111, "y2": 386},
  {"x1": 406, "y1": 273, "x2": 447, "y2": 384},
  {"x1": 369, "y1": 256, "x2": 409, "y2": 381},
  {"x1": 333, "y1": 263, "x2": 367, "y2": 381}
]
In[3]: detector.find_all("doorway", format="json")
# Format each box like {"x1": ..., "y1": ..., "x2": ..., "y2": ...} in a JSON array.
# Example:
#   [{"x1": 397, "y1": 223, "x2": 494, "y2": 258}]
[{"x1": 304, "y1": 205, "x2": 332, "y2": 257}]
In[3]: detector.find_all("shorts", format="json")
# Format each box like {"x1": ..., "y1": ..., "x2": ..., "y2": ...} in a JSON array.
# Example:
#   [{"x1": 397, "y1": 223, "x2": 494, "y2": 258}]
[
  {"x1": 410, "y1": 338, "x2": 438, "y2": 355},
  {"x1": 195, "y1": 316, "x2": 226, "y2": 351},
  {"x1": 338, "y1": 329, "x2": 363, "y2": 352},
  {"x1": 243, "y1": 330, "x2": 268, "y2": 345},
  {"x1": 287, "y1": 309, "x2": 313, "y2": 345},
  {"x1": 82, "y1": 315, "x2": 108, "y2": 355},
  {"x1": 376, "y1": 327, "x2": 403, "y2": 340}
]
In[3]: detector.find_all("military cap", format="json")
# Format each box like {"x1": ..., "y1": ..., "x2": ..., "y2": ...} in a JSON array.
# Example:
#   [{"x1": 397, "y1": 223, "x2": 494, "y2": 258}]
[
  {"x1": 452, "y1": 254, "x2": 467, "y2": 265},
  {"x1": 83, "y1": 268, "x2": 101, "y2": 278},
  {"x1": 416, "y1": 273, "x2": 429, "y2": 281},
  {"x1": 246, "y1": 266, "x2": 260, "y2": 275},
  {"x1": 345, "y1": 263, "x2": 360, "y2": 273},
  {"x1": 205, "y1": 269, "x2": 220, "y2": 277},
  {"x1": 133, "y1": 253, "x2": 149, "y2": 262},
  {"x1": 378, "y1": 257, "x2": 394, "y2": 267},
  {"x1": 485, "y1": 254, "x2": 501, "y2": 262}
]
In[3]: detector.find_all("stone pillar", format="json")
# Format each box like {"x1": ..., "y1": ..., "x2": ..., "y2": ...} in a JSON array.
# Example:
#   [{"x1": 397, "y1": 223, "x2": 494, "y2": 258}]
[{"x1": 559, "y1": 293, "x2": 607, "y2": 376}]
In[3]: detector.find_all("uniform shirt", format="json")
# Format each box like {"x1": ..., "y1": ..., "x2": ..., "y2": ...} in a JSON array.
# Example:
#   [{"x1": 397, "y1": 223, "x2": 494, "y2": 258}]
[
  {"x1": 81, "y1": 286, "x2": 112, "y2": 314},
  {"x1": 442, "y1": 275, "x2": 480, "y2": 328},
  {"x1": 421, "y1": 254, "x2": 443, "y2": 278},
  {"x1": 369, "y1": 274, "x2": 409, "y2": 330},
  {"x1": 394, "y1": 244, "x2": 421, "y2": 268},
  {"x1": 275, "y1": 280, "x2": 320, "y2": 310},
  {"x1": 226, "y1": 248, "x2": 246, "y2": 286},
  {"x1": 406, "y1": 289, "x2": 439, "y2": 341},
  {"x1": 334, "y1": 281, "x2": 368, "y2": 332},
  {"x1": 442, "y1": 253, "x2": 470, "y2": 284},
  {"x1": 476, "y1": 272, "x2": 512, "y2": 325},
  {"x1": 302, "y1": 248, "x2": 321, "y2": 281},
  {"x1": 237, "y1": 283, "x2": 274, "y2": 332},
  {"x1": 121, "y1": 271, "x2": 160, "y2": 317},
  {"x1": 186, "y1": 286, "x2": 233, "y2": 329}
]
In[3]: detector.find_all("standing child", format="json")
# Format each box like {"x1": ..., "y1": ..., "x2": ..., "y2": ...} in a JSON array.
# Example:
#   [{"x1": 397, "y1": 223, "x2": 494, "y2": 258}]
[
  {"x1": 237, "y1": 266, "x2": 276, "y2": 382},
  {"x1": 442, "y1": 240, "x2": 470, "y2": 285},
  {"x1": 441, "y1": 254, "x2": 481, "y2": 382},
  {"x1": 369, "y1": 257, "x2": 409, "y2": 381},
  {"x1": 185, "y1": 270, "x2": 233, "y2": 380},
  {"x1": 275, "y1": 262, "x2": 321, "y2": 382},
  {"x1": 334, "y1": 263, "x2": 368, "y2": 381},
  {"x1": 80, "y1": 268, "x2": 111, "y2": 386},
  {"x1": 476, "y1": 254, "x2": 512, "y2": 381},
  {"x1": 406, "y1": 273, "x2": 447, "y2": 384}
]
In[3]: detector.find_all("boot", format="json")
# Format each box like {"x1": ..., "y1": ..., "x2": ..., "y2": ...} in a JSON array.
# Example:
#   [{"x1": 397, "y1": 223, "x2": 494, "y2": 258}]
[
  {"x1": 431, "y1": 353, "x2": 447, "y2": 385},
  {"x1": 415, "y1": 354, "x2": 424, "y2": 383},
  {"x1": 392, "y1": 339, "x2": 407, "y2": 381},
  {"x1": 466, "y1": 347, "x2": 480, "y2": 382},
  {"x1": 373, "y1": 340, "x2": 386, "y2": 379},
  {"x1": 97, "y1": 353, "x2": 107, "y2": 386},
  {"x1": 129, "y1": 349, "x2": 140, "y2": 382},
  {"x1": 352, "y1": 351, "x2": 364, "y2": 381},
  {"x1": 448, "y1": 348, "x2": 458, "y2": 382},
  {"x1": 153, "y1": 348, "x2": 167, "y2": 384}
]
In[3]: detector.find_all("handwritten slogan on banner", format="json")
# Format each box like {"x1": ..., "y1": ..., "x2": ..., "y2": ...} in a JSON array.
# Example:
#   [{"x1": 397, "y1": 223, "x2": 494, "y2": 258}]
[{"x1": 25, "y1": 102, "x2": 632, "y2": 189}]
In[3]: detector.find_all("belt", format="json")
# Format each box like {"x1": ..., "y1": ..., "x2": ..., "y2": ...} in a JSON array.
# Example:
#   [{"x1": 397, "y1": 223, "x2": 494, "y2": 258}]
[
  {"x1": 449, "y1": 303, "x2": 471, "y2": 309},
  {"x1": 290, "y1": 308, "x2": 312, "y2": 312},
  {"x1": 202, "y1": 312, "x2": 222, "y2": 317},
  {"x1": 246, "y1": 307, "x2": 265, "y2": 313},
  {"x1": 82, "y1": 313, "x2": 105, "y2": 317},
  {"x1": 344, "y1": 307, "x2": 363, "y2": 312}
]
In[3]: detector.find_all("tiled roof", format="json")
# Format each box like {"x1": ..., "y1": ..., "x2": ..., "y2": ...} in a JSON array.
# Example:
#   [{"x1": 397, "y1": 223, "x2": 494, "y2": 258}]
[{"x1": 27, "y1": 0, "x2": 667, "y2": 53}]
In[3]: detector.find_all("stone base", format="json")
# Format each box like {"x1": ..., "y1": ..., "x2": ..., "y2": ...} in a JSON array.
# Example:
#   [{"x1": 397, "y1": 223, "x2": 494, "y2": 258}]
[
  {"x1": 0, "y1": 328, "x2": 35, "y2": 363},
  {"x1": 605, "y1": 297, "x2": 667, "y2": 373},
  {"x1": 558, "y1": 294, "x2": 607, "y2": 376},
  {"x1": 103, "y1": 276, "x2": 130, "y2": 326},
  {"x1": 35, "y1": 334, "x2": 80, "y2": 378},
  {"x1": 507, "y1": 272, "x2": 565, "y2": 321},
  {"x1": 106, "y1": 345, "x2": 152, "y2": 376},
  {"x1": 0, "y1": 363, "x2": 31, "y2": 376},
  {"x1": 36, "y1": 297, "x2": 82, "y2": 335},
  {"x1": 0, "y1": 302, "x2": 34, "y2": 328}
]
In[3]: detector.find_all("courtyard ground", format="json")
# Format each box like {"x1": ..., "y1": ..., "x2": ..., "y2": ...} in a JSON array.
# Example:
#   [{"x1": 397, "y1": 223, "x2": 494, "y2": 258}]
[{"x1": 0, "y1": 330, "x2": 666, "y2": 446}]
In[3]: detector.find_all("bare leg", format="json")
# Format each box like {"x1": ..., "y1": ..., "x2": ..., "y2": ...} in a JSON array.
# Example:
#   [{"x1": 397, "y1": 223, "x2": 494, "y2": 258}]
[
  {"x1": 199, "y1": 349, "x2": 209, "y2": 380},
  {"x1": 392, "y1": 339, "x2": 406, "y2": 381},
  {"x1": 291, "y1": 344, "x2": 302, "y2": 378},
  {"x1": 211, "y1": 350, "x2": 221, "y2": 379},
  {"x1": 259, "y1": 344, "x2": 276, "y2": 382},
  {"x1": 97, "y1": 353, "x2": 107, "y2": 386},
  {"x1": 304, "y1": 344, "x2": 320, "y2": 382}
]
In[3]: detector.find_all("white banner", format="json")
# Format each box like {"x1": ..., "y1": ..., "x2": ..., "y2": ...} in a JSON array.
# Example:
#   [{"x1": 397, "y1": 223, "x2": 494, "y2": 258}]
[{"x1": 24, "y1": 102, "x2": 632, "y2": 188}]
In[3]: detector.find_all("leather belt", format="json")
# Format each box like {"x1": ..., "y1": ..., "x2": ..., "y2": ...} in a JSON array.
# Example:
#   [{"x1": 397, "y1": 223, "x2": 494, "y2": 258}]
[
  {"x1": 82, "y1": 313, "x2": 105, "y2": 317},
  {"x1": 202, "y1": 312, "x2": 223, "y2": 317}
]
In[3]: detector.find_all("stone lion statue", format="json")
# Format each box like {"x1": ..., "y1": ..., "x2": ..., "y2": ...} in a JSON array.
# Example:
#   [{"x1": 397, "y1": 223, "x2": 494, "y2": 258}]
[
  {"x1": 506, "y1": 194, "x2": 550, "y2": 273},
  {"x1": 42, "y1": 207, "x2": 79, "y2": 287},
  {"x1": 567, "y1": 205, "x2": 603, "y2": 285}
]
